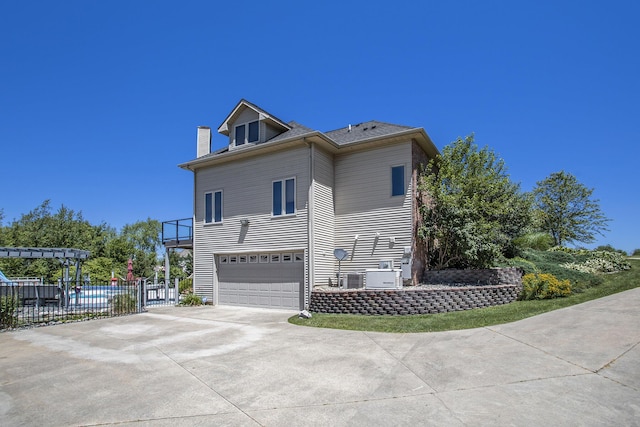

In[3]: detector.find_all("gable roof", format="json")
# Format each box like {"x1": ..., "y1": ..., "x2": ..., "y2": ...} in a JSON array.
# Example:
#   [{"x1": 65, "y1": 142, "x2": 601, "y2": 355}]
[{"x1": 217, "y1": 99, "x2": 291, "y2": 136}]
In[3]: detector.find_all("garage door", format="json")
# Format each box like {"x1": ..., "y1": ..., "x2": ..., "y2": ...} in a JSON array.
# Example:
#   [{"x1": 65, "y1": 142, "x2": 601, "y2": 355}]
[{"x1": 217, "y1": 252, "x2": 304, "y2": 310}]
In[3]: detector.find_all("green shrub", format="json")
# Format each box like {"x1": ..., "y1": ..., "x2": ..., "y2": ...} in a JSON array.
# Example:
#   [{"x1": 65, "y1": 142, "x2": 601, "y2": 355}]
[
  {"x1": 519, "y1": 273, "x2": 572, "y2": 300},
  {"x1": 180, "y1": 293, "x2": 202, "y2": 306},
  {"x1": 560, "y1": 262, "x2": 597, "y2": 275},
  {"x1": 179, "y1": 278, "x2": 193, "y2": 295},
  {"x1": 548, "y1": 246, "x2": 577, "y2": 254},
  {"x1": 594, "y1": 244, "x2": 627, "y2": 255},
  {"x1": 534, "y1": 262, "x2": 602, "y2": 291},
  {"x1": 512, "y1": 232, "x2": 554, "y2": 251},
  {"x1": 591, "y1": 251, "x2": 631, "y2": 271},
  {"x1": 520, "y1": 248, "x2": 575, "y2": 263},
  {"x1": 561, "y1": 250, "x2": 630, "y2": 275},
  {"x1": 632, "y1": 249, "x2": 640, "y2": 257},
  {"x1": 539, "y1": 250, "x2": 576, "y2": 263},
  {"x1": 499, "y1": 257, "x2": 539, "y2": 275},
  {"x1": 1, "y1": 296, "x2": 19, "y2": 329},
  {"x1": 111, "y1": 293, "x2": 137, "y2": 314},
  {"x1": 504, "y1": 248, "x2": 622, "y2": 294}
]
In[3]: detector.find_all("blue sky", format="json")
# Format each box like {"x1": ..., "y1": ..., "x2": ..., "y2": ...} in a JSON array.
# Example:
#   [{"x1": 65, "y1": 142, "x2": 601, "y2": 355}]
[{"x1": 1, "y1": 1, "x2": 638, "y2": 252}]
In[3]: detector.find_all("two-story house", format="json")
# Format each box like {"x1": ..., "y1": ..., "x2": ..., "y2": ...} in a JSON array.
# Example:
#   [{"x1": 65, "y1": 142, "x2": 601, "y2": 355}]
[{"x1": 179, "y1": 100, "x2": 438, "y2": 311}]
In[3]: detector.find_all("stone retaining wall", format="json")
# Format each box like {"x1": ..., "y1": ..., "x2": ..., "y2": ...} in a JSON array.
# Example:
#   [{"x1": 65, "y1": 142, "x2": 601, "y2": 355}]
[
  {"x1": 309, "y1": 267, "x2": 523, "y2": 316},
  {"x1": 422, "y1": 267, "x2": 522, "y2": 286}
]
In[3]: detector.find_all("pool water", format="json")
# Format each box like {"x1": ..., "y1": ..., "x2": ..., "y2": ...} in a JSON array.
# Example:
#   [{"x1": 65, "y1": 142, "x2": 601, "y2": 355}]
[{"x1": 66, "y1": 286, "x2": 132, "y2": 307}]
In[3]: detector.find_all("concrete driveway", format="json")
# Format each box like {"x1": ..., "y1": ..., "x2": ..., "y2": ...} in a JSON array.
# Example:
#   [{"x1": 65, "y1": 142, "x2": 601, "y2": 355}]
[{"x1": 1, "y1": 288, "x2": 639, "y2": 426}]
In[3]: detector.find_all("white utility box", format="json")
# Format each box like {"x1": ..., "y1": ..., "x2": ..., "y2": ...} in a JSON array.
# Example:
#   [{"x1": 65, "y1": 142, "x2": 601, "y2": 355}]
[{"x1": 365, "y1": 269, "x2": 402, "y2": 289}]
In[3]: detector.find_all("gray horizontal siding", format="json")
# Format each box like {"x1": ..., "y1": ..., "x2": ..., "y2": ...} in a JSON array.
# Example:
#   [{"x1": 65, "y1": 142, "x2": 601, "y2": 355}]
[
  {"x1": 312, "y1": 147, "x2": 335, "y2": 286},
  {"x1": 192, "y1": 146, "x2": 310, "y2": 299},
  {"x1": 334, "y1": 142, "x2": 413, "y2": 273}
]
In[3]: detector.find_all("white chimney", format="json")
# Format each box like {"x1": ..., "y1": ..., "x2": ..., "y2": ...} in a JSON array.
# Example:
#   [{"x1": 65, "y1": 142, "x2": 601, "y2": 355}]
[{"x1": 197, "y1": 126, "x2": 211, "y2": 157}]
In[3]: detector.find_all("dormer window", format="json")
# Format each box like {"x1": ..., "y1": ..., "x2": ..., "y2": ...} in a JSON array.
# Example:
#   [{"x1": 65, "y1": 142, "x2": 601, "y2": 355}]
[{"x1": 235, "y1": 120, "x2": 260, "y2": 146}]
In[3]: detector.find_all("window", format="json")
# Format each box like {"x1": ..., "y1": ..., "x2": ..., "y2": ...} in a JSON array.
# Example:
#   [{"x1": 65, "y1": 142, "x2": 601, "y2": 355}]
[
  {"x1": 391, "y1": 165, "x2": 405, "y2": 196},
  {"x1": 234, "y1": 120, "x2": 259, "y2": 146},
  {"x1": 272, "y1": 178, "x2": 296, "y2": 216},
  {"x1": 235, "y1": 124, "x2": 245, "y2": 146},
  {"x1": 248, "y1": 121, "x2": 259, "y2": 143},
  {"x1": 205, "y1": 190, "x2": 223, "y2": 223}
]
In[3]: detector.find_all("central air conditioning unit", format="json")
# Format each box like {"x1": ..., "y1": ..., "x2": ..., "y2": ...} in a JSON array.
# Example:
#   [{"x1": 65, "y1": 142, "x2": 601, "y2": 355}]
[{"x1": 342, "y1": 273, "x2": 364, "y2": 289}]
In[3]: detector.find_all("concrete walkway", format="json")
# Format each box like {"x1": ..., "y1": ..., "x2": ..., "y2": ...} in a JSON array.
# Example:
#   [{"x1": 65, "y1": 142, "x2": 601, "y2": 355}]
[{"x1": 1, "y1": 288, "x2": 639, "y2": 426}]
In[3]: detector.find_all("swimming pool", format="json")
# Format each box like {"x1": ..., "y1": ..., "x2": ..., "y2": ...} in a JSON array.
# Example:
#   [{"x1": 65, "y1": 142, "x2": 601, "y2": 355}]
[{"x1": 66, "y1": 286, "x2": 133, "y2": 308}]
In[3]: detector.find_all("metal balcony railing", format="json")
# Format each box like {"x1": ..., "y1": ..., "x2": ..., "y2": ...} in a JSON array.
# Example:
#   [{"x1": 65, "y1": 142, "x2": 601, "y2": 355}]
[{"x1": 161, "y1": 218, "x2": 193, "y2": 249}]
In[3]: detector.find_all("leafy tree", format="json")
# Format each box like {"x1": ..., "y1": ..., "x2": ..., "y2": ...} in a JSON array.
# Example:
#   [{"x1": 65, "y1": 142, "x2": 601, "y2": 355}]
[
  {"x1": 0, "y1": 202, "x2": 170, "y2": 283},
  {"x1": 512, "y1": 232, "x2": 554, "y2": 251},
  {"x1": 120, "y1": 218, "x2": 162, "y2": 279},
  {"x1": 105, "y1": 235, "x2": 135, "y2": 266},
  {"x1": 0, "y1": 201, "x2": 112, "y2": 281},
  {"x1": 418, "y1": 135, "x2": 531, "y2": 270},
  {"x1": 167, "y1": 249, "x2": 192, "y2": 278},
  {"x1": 83, "y1": 256, "x2": 119, "y2": 283},
  {"x1": 533, "y1": 171, "x2": 610, "y2": 247}
]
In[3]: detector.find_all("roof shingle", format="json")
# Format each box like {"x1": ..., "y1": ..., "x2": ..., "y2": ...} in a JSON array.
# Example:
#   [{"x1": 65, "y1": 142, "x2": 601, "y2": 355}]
[
  {"x1": 324, "y1": 121, "x2": 416, "y2": 145},
  {"x1": 266, "y1": 121, "x2": 316, "y2": 143}
]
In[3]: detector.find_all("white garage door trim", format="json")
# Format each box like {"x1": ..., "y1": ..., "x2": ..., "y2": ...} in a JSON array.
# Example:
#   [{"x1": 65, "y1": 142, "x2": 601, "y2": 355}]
[{"x1": 217, "y1": 251, "x2": 304, "y2": 310}]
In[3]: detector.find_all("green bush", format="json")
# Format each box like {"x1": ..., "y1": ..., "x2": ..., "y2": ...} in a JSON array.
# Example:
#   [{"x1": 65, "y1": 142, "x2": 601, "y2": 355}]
[
  {"x1": 512, "y1": 232, "x2": 554, "y2": 251},
  {"x1": 561, "y1": 250, "x2": 630, "y2": 275},
  {"x1": 594, "y1": 244, "x2": 627, "y2": 255},
  {"x1": 519, "y1": 273, "x2": 572, "y2": 300},
  {"x1": 533, "y1": 262, "x2": 602, "y2": 291},
  {"x1": 111, "y1": 293, "x2": 137, "y2": 314},
  {"x1": 548, "y1": 246, "x2": 579, "y2": 254},
  {"x1": 520, "y1": 248, "x2": 574, "y2": 263},
  {"x1": 1, "y1": 296, "x2": 19, "y2": 329},
  {"x1": 538, "y1": 250, "x2": 575, "y2": 263},
  {"x1": 505, "y1": 249, "x2": 604, "y2": 292},
  {"x1": 179, "y1": 278, "x2": 193, "y2": 295},
  {"x1": 180, "y1": 293, "x2": 202, "y2": 306},
  {"x1": 499, "y1": 257, "x2": 538, "y2": 275},
  {"x1": 632, "y1": 249, "x2": 640, "y2": 256},
  {"x1": 591, "y1": 251, "x2": 631, "y2": 271}
]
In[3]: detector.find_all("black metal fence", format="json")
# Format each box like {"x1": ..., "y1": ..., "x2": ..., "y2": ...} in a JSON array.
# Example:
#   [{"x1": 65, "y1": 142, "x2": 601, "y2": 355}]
[{"x1": 0, "y1": 279, "x2": 180, "y2": 330}]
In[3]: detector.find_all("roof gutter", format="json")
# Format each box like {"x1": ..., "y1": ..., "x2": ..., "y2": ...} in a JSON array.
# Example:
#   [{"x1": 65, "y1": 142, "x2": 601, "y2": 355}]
[{"x1": 178, "y1": 127, "x2": 438, "y2": 171}]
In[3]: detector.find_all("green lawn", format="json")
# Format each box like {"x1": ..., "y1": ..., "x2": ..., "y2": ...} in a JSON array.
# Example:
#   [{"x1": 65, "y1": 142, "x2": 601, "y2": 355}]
[{"x1": 289, "y1": 258, "x2": 640, "y2": 333}]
